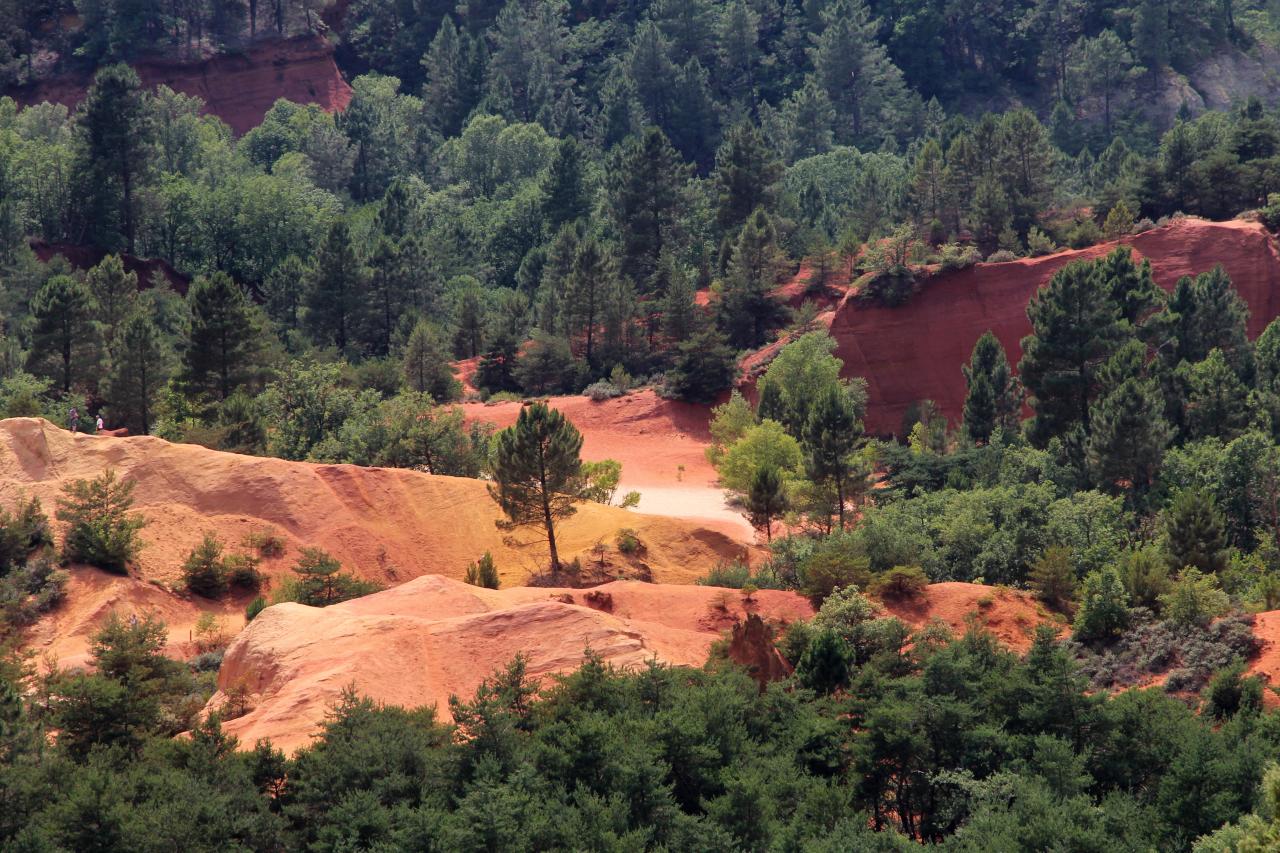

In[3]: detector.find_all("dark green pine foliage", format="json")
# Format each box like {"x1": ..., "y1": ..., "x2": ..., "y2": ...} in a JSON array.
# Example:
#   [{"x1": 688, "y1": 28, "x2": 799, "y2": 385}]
[
  {"x1": 541, "y1": 137, "x2": 589, "y2": 233},
  {"x1": 567, "y1": 237, "x2": 613, "y2": 369},
  {"x1": 713, "y1": 121, "x2": 783, "y2": 235},
  {"x1": 183, "y1": 272, "x2": 256, "y2": 402},
  {"x1": 1178, "y1": 348, "x2": 1251, "y2": 442},
  {"x1": 453, "y1": 287, "x2": 485, "y2": 360},
  {"x1": 756, "y1": 377, "x2": 786, "y2": 424},
  {"x1": 747, "y1": 464, "x2": 787, "y2": 543},
  {"x1": 803, "y1": 385, "x2": 863, "y2": 530},
  {"x1": 75, "y1": 63, "x2": 153, "y2": 254},
  {"x1": 1086, "y1": 343, "x2": 1170, "y2": 505},
  {"x1": 1162, "y1": 487, "x2": 1229, "y2": 574},
  {"x1": 306, "y1": 220, "x2": 366, "y2": 354},
  {"x1": 105, "y1": 312, "x2": 169, "y2": 435},
  {"x1": 962, "y1": 330, "x2": 1021, "y2": 444},
  {"x1": 488, "y1": 402, "x2": 584, "y2": 571},
  {"x1": 608, "y1": 127, "x2": 690, "y2": 288},
  {"x1": 1019, "y1": 259, "x2": 1127, "y2": 446},
  {"x1": 421, "y1": 16, "x2": 482, "y2": 137},
  {"x1": 30, "y1": 274, "x2": 98, "y2": 394},
  {"x1": 665, "y1": 326, "x2": 738, "y2": 403},
  {"x1": 402, "y1": 319, "x2": 460, "y2": 403},
  {"x1": 1165, "y1": 266, "x2": 1252, "y2": 376},
  {"x1": 1096, "y1": 247, "x2": 1164, "y2": 328},
  {"x1": 718, "y1": 208, "x2": 789, "y2": 349},
  {"x1": 475, "y1": 330, "x2": 521, "y2": 395}
]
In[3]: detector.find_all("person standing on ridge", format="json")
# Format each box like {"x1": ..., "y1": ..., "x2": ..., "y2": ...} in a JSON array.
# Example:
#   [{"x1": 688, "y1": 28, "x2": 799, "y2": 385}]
[
  {"x1": 68, "y1": 407, "x2": 79, "y2": 432},
  {"x1": 96, "y1": 414, "x2": 104, "y2": 432}
]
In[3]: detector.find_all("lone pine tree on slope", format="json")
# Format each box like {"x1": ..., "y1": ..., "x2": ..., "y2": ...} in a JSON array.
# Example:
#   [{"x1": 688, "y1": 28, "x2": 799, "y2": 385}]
[{"x1": 489, "y1": 402, "x2": 584, "y2": 572}]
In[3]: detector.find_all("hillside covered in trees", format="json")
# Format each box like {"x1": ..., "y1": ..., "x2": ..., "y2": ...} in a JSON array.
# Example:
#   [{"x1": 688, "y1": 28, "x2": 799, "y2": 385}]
[{"x1": 7, "y1": 2, "x2": 1280, "y2": 851}]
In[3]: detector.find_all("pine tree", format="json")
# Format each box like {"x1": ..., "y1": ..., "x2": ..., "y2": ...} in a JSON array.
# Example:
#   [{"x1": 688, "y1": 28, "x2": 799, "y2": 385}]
[
  {"x1": 263, "y1": 255, "x2": 306, "y2": 334},
  {"x1": 1087, "y1": 370, "x2": 1170, "y2": 505},
  {"x1": 567, "y1": 238, "x2": 613, "y2": 369},
  {"x1": 665, "y1": 326, "x2": 738, "y2": 403},
  {"x1": 402, "y1": 319, "x2": 460, "y2": 403},
  {"x1": 1096, "y1": 247, "x2": 1163, "y2": 328},
  {"x1": 489, "y1": 402, "x2": 584, "y2": 571},
  {"x1": 421, "y1": 17, "x2": 480, "y2": 136},
  {"x1": 74, "y1": 64, "x2": 153, "y2": 253},
  {"x1": 1179, "y1": 348, "x2": 1250, "y2": 441},
  {"x1": 659, "y1": 253, "x2": 697, "y2": 347},
  {"x1": 778, "y1": 77, "x2": 835, "y2": 162},
  {"x1": 183, "y1": 272, "x2": 257, "y2": 402},
  {"x1": 803, "y1": 385, "x2": 862, "y2": 530},
  {"x1": 747, "y1": 464, "x2": 787, "y2": 543},
  {"x1": 542, "y1": 138, "x2": 589, "y2": 232},
  {"x1": 1029, "y1": 546, "x2": 1078, "y2": 615},
  {"x1": 306, "y1": 221, "x2": 366, "y2": 354},
  {"x1": 105, "y1": 312, "x2": 168, "y2": 435},
  {"x1": 85, "y1": 255, "x2": 137, "y2": 349},
  {"x1": 910, "y1": 138, "x2": 947, "y2": 227},
  {"x1": 808, "y1": 0, "x2": 913, "y2": 146},
  {"x1": 453, "y1": 286, "x2": 485, "y2": 360},
  {"x1": 962, "y1": 331, "x2": 1021, "y2": 443},
  {"x1": 713, "y1": 121, "x2": 783, "y2": 235},
  {"x1": 476, "y1": 330, "x2": 520, "y2": 395},
  {"x1": 996, "y1": 109, "x2": 1054, "y2": 232},
  {"x1": 1162, "y1": 487, "x2": 1229, "y2": 574},
  {"x1": 1019, "y1": 259, "x2": 1127, "y2": 445},
  {"x1": 1165, "y1": 266, "x2": 1251, "y2": 376},
  {"x1": 608, "y1": 127, "x2": 690, "y2": 287},
  {"x1": 465, "y1": 551, "x2": 500, "y2": 589},
  {"x1": 718, "y1": 208, "x2": 789, "y2": 349},
  {"x1": 29, "y1": 274, "x2": 98, "y2": 394}
]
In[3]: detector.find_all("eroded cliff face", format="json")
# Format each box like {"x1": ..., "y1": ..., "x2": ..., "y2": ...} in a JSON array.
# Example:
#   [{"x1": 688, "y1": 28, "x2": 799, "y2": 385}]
[
  {"x1": 829, "y1": 218, "x2": 1280, "y2": 435},
  {"x1": 12, "y1": 35, "x2": 351, "y2": 135}
]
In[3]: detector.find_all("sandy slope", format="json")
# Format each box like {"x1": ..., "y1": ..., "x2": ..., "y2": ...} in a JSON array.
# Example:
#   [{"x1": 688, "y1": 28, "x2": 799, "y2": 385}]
[
  {"x1": 2, "y1": 418, "x2": 749, "y2": 662},
  {"x1": 880, "y1": 582, "x2": 1059, "y2": 653},
  {"x1": 206, "y1": 575, "x2": 814, "y2": 752},
  {"x1": 462, "y1": 391, "x2": 753, "y2": 539}
]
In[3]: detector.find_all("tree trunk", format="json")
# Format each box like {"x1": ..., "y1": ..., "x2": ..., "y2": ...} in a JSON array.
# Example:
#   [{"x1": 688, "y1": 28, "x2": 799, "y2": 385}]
[{"x1": 539, "y1": 446, "x2": 560, "y2": 570}]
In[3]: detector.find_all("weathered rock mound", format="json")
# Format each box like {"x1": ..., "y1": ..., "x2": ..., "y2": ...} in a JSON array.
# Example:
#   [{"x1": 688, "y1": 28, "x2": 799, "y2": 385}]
[
  {"x1": 206, "y1": 575, "x2": 814, "y2": 752},
  {"x1": 833, "y1": 218, "x2": 1280, "y2": 434},
  {"x1": 12, "y1": 35, "x2": 351, "y2": 135}
]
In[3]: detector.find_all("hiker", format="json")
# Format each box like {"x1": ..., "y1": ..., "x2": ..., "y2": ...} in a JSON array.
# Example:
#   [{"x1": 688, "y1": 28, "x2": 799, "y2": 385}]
[
  {"x1": 95, "y1": 414, "x2": 104, "y2": 432},
  {"x1": 68, "y1": 407, "x2": 79, "y2": 433}
]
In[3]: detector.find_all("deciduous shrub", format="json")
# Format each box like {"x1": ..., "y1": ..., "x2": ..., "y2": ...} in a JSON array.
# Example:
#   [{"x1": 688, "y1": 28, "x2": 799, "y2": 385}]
[{"x1": 871, "y1": 565, "x2": 929, "y2": 601}]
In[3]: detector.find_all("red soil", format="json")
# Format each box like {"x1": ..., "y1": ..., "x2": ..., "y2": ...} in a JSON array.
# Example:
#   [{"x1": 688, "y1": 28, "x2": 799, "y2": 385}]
[
  {"x1": 30, "y1": 240, "x2": 189, "y2": 293},
  {"x1": 4, "y1": 418, "x2": 747, "y2": 664},
  {"x1": 462, "y1": 391, "x2": 754, "y2": 540},
  {"x1": 829, "y1": 218, "x2": 1280, "y2": 435},
  {"x1": 879, "y1": 581, "x2": 1060, "y2": 654},
  {"x1": 205, "y1": 575, "x2": 814, "y2": 753},
  {"x1": 12, "y1": 35, "x2": 351, "y2": 135}
]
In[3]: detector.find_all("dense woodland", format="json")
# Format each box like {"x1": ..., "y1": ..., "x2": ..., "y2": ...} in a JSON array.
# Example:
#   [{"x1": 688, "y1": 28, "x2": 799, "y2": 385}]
[{"x1": 6, "y1": 1, "x2": 1280, "y2": 850}]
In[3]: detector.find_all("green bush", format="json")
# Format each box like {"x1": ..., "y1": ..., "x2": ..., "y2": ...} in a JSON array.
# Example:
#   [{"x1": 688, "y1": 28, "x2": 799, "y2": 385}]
[
  {"x1": 870, "y1": 565, "x2": 929, "y2": 601},
  {"x1": 464, "y1": 552, "x2": 500, "y2": 589},
  {"x1": 615, "y1": 529, "x2": 642, "y2": 555},
  {"x1": 1072, "y1": 567, "x2": 1130, "y2": 642},
  {"x1": 225, "y1": 553, "x2": 263, "y2": 593},
  {"x1": 245, "y1": 596, "x2": 267, "y2": 621},
  {"x1": 1202, "y1": 660, "x2": 1264, "y2": 719},
  {"x1": 55, "y1": 469, "x2": 146, "y2": 574},
  {"x1": 242, "y1": 529, "x2": 286, "y2": 558},
  {"x1": 799, "y1": 537, "x2": 872, "y2": 606},
  {"x1": 182, "y1": 533, "x2": 228, "y2": 598},
  {"x1": 1160, "y1": 568, "x2": 1230, "y2": 629},
  {"x1": 0, "y1": 495, "x2": 53, "y2": 573}
]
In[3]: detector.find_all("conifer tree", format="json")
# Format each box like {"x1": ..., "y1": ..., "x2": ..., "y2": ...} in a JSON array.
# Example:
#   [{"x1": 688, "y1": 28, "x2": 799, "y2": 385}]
[
  {"x1": 183, "y1": 272, "x2": 256, "y2": 401},
  {"x1": 713, "y1": 122, "x2": 782, "y2": 235},
  {"x1": 105, "y1": 312, "x2": 168, "y2": 435},
  {"x1": 1087, "y1": 370, "x2": 1170, "y2": 505},
  {"x1": 1162, "y1": 488, "x2": 1229, "y2": 574},
  {"x1": 306, "y1": 220, "x2": 366, "y2": 354},
  {"x1": 718, "y1": 208, "x2": 789, "y2": 349},
  {"x1": 568, "y1": 238, "x2": 612, "y2": 369},
  {"x1": 608, "y1": 127, "x2": 689, "y2": 287},
  {"x1": 747, "y1": 464, "x2": 787, "y2": 543},
  {"x1": 665, "y1": 326, "x2": 737, "y2": 403},
  {"x1": 1178, "y1": 348, "x2": 1251, "y2": 441},
  {"x1": 1096, "y1": 247, "x2": 1163, "y2": 328},
  {"x1": 542, "y1": 138, "x2": 589, "y2": 233},
  {"x1": 85, "y1": 255, "x2": 137, "y2": 349},
  {"x1": 30, "y1": 274, "x2": 98, "y2": 394},
  {"x1": 402, "y1": 319, "x2": 460, "y2": 403},
  {"x1": 1019, "y1": 259, "x2": 1127, "y2": 445},
  {"x1": 453, "y1": 286, "x2": 485, "y2": 360},
  {"x1": 421, "y1": 17, "x2": 480, "y2": 136},
  {"x1": 1165, "y1": 266, "x2": 1251, "y2": 376},
  {"x1": 489, "y1": 402, "x2": 584, "y2": 571},
  {"x1": 962, "y1": 331, "x2": 1021, "y2": 444},
  {"x1": 803, "y1": 385, "x2": 862, "y2": 530},
  {"x1": 75, "y1": 64, "x2": 153, "y2": 253}
]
